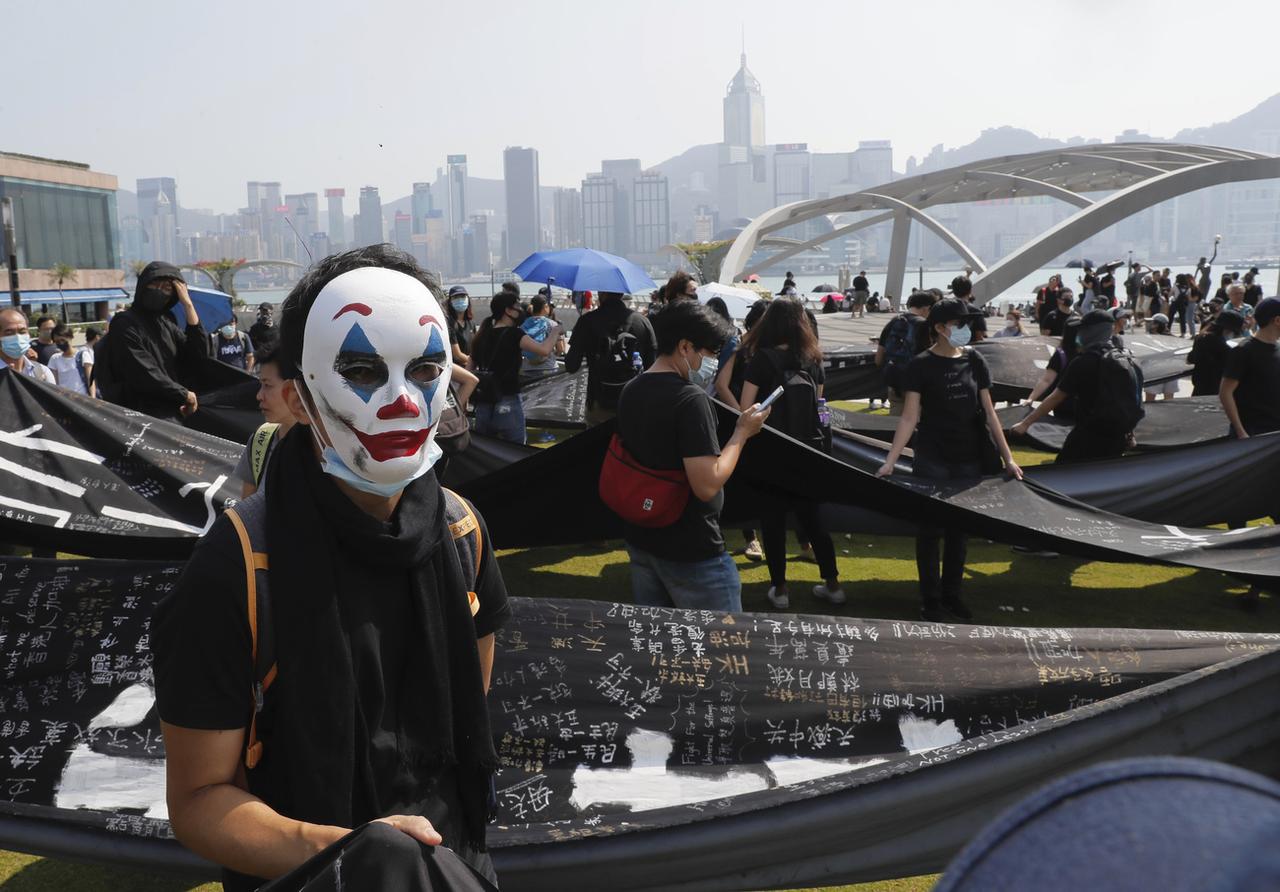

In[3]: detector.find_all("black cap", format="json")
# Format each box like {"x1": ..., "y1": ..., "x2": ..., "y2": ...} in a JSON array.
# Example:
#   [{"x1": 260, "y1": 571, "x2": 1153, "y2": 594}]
[
  {"x1": 1080, "y1": 309, "x2": 1114, "y2": 328},
  {"x1": 258, "y1": 302, "x2": 273, "y2": 312},
  {"x1": 447, "y1": 285, "x2": 469, "y2": 298},
  {"x1": 926, "y1": 297, "x2": 970, "y2": 328}
]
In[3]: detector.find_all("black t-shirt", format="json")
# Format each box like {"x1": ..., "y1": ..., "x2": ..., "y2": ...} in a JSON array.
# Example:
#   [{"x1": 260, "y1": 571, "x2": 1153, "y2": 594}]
[
  {"x1": 852, "y1": 276, "x2": 869, "y2": 291},
  {"x1": 472, "y1": 324, "x2": 525, "y2": 399},
  {"x1": 449, "y1": 317, "x2": 477, "y2": 354},
  {"x1": 901, "y1": 349, "x2": 991, "y2": 463},
  {"x1": 249, "y1": 321, "x2": 278, "y2": 353},
  {"x1": 1045, "y1": 348, "x2": 1076, "y2": 419},
  {"x1": 565, "y1": 300, "x2": 657, "y2": 405},
  {"x1": 745, "y1": 346, "x2": 826, "y2": 436},
  {"x1": 1223, "y1": 337, "x2": 1280, "y2": 434},
  {"x1": 616, "y1": 372, "x2": 724, "y2": 562},
  {"x1": 153, "y1": 485, "x2": 511, "y2": 836},
  {"x1": 1041, "y1": 309, "x2": 1074, "y2": 337},
  {"x1": 1188, "y1": 333, "x2": 1230, "y2": 396},
  {"x1": 34, "y1": 340, "x2": 60, "y2": 365},
  {"x1": 1056, "y1": 350, "x2": 1105, "y2": 431}
]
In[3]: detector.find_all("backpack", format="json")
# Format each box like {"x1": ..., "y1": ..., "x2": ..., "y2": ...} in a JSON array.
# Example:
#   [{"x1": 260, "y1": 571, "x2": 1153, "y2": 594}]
[
  {"x1": 763, "y1": 349, "x2": 824, "y2": 451},
  {"x1": 881, "y1": 313, "x2": 917, "y2": 369},
  {"x1": 593, "y1": 320, "x2": 641, "y2": 410},
  {"x1": 75, "y1": 348, "x2": 91, "y2": 391},
  {"x1": 1085, "y1": 345, "x2": 1146, "y2": 436},
  {"x1": 223, "y1": 487, "x2": 483, "y2": 771},
  {"x1": 437, "y1": 380, "x2": 472, "y2": 455},
  {"x1": 248, "y1": 422, "x2": 281, "y2": 487}
]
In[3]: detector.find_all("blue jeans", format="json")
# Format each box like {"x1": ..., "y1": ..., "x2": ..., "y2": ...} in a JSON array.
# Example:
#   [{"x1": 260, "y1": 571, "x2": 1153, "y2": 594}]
[
  {"x1": 473, "y1": 395, "x2": 526, "y2": 444},
  {"x1": 625, "y1": 545, "x2": 742, "y2": 612}
]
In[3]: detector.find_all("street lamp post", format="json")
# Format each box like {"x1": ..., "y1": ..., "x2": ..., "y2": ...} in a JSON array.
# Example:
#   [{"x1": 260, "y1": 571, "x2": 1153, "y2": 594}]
[
  {"x1": 918, "y1": 258, "x2": 924, "y2": 291},
  {"x1": 2, "y1": 198, "x2": 19, "y2": 308}
]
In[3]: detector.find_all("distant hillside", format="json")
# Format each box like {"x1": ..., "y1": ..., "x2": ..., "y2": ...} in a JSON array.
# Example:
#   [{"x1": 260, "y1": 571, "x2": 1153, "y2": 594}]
[{"x1": 1173, "y1": 93, "x2": 1280, "y2": 152}]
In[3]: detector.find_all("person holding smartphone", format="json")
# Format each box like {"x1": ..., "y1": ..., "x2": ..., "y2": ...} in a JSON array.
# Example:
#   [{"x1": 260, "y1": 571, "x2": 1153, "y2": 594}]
[{"x1": 877, "y1": 298, "x2": 1022, "y2": 622}]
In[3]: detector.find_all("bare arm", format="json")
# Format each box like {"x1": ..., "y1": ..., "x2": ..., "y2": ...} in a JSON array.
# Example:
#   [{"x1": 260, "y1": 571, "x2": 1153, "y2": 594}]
[
  {"x1": 714, "y1": 353, "x2": 740, "y2": 409},
  {"x1": 875, "y1": 391, "x2": 920, "y2": 476},
  {"x1": 1011, "y1": 388, "x2": 1068, "y2": 435},
  {"x1": 740, "y1": 380, "x2": 759, "y2": 410},
  {"x1": 451, "y1": 341, "x2": 470, "y2": 368},
  {"x1": 162, "y1": 723, "x2": 350, "y2": 880},
  {"x1": 176, "y1": 282, "x2": 200, "y2": 327},
  {"x1": 520, "y1": 333, "x2": 556, "y2": 359},
  {"x1": 1026, "y1": 367, "x2": 1058, "y2": 403},
  {"x1": 981, "y1": 389, "x2": 1022, "y2": 479},
  {"x1": 451, "y1": 365, "x2": 479, "y2": 412},
  {"x1": 477, "y1": 633, "x2": 495, "y2": 694},
  {"x1": 1219, "y1": 378, "x2": 1247, "y2": 438},
  {"x1": 874, "y1": 345, "x2": 886, "y2": 368},
  {"x1": 682, "y1": 407, "x2": 769, "y2": 502}
]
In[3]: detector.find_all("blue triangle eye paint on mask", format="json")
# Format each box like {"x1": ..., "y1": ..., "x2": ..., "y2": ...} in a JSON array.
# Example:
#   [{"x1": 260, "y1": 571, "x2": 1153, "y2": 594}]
[
  {"x1": 424, "y1": 326, "x2": 444, "y2": 358},
  {"x1": 337, "y1": 322, "x2": 382, "y2": 403},
  {"x1": 340, "y1": 321, "x2": 377, "y2": 355}
]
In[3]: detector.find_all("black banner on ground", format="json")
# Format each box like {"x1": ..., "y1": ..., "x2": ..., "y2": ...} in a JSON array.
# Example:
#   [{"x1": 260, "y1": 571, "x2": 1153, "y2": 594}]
[
  {"x1": 456, "y1": 413, "x2": 1280, "y2": 582},
  {"x1": 0, "y1": 556, "x2": 1275, "y2": 890},
  {"x1": 0, "y1": 372, "x2": 241, "y2": 559},
  {"x1": 975, "y1": 335, "x2": 1190, "y2": 400},
  {"x1": 520, "y1": 369, "x2": 590, "y2": 429}
]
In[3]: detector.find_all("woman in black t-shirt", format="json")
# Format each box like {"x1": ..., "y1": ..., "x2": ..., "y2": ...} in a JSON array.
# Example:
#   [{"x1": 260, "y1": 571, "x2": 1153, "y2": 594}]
[
  {"x1": 1188, "y1": 311, "x2": 1244, "y2": 396},
  {"x1": 877, "y1": 298, "x2": 1022, "y2": 623},
  {"x1": 737, "y1": 299, "x2": 846, "y2": 612},
  {"x1": 469, "y1": 293, "x2": 559, "y2": 444},
  {"x1": 445, "y1": 285, "x2": 477, "y2": 367}
]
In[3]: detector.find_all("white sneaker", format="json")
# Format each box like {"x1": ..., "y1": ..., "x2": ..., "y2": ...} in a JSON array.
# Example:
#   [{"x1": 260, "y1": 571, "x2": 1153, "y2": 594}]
[
  {"x1": 813, "y1": 584, "x2": 846, "y2": 606},
  {"x1": 743, "y1": 540, "x2": 764, "y2": 562},
  {"x1": 767, "y1": 586, "x2": 790, "y2": 609}
]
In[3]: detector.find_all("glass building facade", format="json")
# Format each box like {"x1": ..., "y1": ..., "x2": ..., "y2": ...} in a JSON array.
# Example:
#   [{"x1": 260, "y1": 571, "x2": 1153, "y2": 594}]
[{"x1": 0, "y1": 176, "x2": 120, "y2": 271}]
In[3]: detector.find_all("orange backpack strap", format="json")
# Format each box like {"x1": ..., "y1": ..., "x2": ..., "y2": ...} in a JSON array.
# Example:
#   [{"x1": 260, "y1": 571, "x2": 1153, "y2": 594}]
[
  {"x1": 443, "y1": 488, "x2": 482, "y2": 618},
  {"x1": 225, "y1": 497, "x2": 275, "y2": 770}
]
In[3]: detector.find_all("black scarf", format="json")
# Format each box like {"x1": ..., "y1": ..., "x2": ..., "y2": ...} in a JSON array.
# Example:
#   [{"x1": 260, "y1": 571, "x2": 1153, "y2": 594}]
[{"x1": 256, "y1": 427, "x2": 496, "y2": 843}]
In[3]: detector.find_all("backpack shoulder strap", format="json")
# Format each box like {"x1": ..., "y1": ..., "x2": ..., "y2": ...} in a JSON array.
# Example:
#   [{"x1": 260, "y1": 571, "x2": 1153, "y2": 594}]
[
  {"x1": 223, "y1": 493, "x2": 274, "y2": 770},
  {"x1": 249, "y1": 423, "x2": 281, "y2": 486},
  {"x1": 442, "y1": 487, "x2": 482, "y2": 618}
]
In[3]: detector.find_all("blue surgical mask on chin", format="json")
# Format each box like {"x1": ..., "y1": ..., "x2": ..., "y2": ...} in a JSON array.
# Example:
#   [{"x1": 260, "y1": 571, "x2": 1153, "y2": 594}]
[
  {"x1": 1, "y1": 333, "x2": 32, "y2": 359},
  {"x1": 298, "y1": 385, "x2": 442, "y2": 497},
  {"x1": 948, "y1": 324, "x2": 972, "y2": 348}
]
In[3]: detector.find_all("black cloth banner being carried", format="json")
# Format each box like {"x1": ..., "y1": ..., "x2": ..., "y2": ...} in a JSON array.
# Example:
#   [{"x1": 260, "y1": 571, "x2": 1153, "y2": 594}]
[
  {"x1": 0, "y1": 555, "x2": 1276, "y2": 890},
  {"x1": 0, "y1": 370, "x2": 241, "y2": 559}
]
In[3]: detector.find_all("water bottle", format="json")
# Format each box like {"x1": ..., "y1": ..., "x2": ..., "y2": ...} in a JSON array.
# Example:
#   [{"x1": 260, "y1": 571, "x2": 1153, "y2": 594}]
[
  {"x1": 631, "y1": 350, "x2": 643, "y2": 375},
  {"x1": 816, "y1": 397, "x2": 832, "y2": 453}
]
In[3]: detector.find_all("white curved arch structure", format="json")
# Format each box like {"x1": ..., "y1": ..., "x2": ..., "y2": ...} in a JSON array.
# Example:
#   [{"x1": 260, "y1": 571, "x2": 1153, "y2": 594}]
[{"x1": 719, "y1": 143, "x2": 1279, "y2": 306}]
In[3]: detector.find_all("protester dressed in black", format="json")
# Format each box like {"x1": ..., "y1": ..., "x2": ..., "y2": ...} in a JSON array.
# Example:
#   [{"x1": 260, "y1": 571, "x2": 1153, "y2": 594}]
[
  {"x1": 878, "y1": 299, "x2": 1022, "y2": 622},
  {"x1": 469, "y1": 292, "x2": 559, "y2": 444},
  {"x1": 564, "y1": 291, "x2": 656, "y2": 423},
  {"x1": 95, "y1": 261, "x2": 208, "y2": 421},
  {"x1": 1220, "y1": 298, "x2": 1280, "y2": 439},
  {"x1": 737, "y1": 299, "x2": 845, "y2": 610},
  {"x1": 1187, "y1": 311, "x2": 1245, "y2": 396}
]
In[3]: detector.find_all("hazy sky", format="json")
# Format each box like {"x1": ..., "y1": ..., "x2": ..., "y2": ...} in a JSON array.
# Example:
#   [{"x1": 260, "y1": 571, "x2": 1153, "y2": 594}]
[{"x1": 8, "y1": 0, "x2": 1277, "y2": 211}]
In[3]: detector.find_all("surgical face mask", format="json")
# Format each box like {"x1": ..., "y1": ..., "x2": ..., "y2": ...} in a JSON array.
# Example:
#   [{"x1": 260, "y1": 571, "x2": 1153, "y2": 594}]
[
  {"x1": 1, "y1": 333, "x2": 32, "y2": 359},
  {"x1": 220, "y1": 325, "x2": 236, "y2": 339},
  {"x1": 451, "y1": 298, "x2": 470, "y2": 313},
  {"x1": 298, "y1": 267, "x2": 451, "y2": 495},
  {"x1": 947, "y1": 323, "x2": 972, "y2": 347},
  {"x1": 690, "y1": 353, "x2": 717, "y2": 389}
]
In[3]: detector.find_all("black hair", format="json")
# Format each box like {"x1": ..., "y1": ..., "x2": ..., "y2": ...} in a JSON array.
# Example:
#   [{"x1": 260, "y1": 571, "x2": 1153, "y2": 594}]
[
  {"x1": 500, "y1": 281, "x2": 521, "y2": 295},
  {"x1": 743, "y1": 299, "x2": 769, "y2": 331},
  {"x1": 84, "y1": 326, "x2": 101, "y2": 342},
  {"x1": 705, "y1": 296, "x2": 731, "y2": 323},
  {"x1": 738, "y1": 298, "x2": 823, "y2": 366},
  {"x1": 906, "y1": 291, "x2": 937, "y2": 311},
  {"x1": 446, "y1": 294, "x2": 473, "y2": 326},
  {"x1": 278, "y1": 244, "x2": 442, "y2": 379},
  {"x1": 530, "y1": 295, "x2": 548, "y2": 315},
  {"x1": 36, "y1": 315, "x2": 54, "y2": 328},
  {"x1": 255, "y1": 344, "x2": 281, "y2": 369},
  {"x1": 652, "y1": 299, "x2": 732, "y2": 355},
  {"x1": 598, "y1": 291, "x2": 624, "y2": 301},
  {"x1": 950, "y1": 276, "x2": 972, "y2": 298}
]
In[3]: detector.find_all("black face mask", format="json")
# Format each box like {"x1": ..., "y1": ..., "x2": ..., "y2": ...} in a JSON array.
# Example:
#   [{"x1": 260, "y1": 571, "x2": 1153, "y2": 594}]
[{"x1": 134, "y1": 287, "x2": 170, "y2": 314}]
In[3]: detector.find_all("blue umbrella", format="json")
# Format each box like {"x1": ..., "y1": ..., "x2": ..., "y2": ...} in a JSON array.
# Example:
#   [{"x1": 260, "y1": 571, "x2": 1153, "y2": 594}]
[{"x1": 512, "y1": 248, "x2": 656, "y2": 294}]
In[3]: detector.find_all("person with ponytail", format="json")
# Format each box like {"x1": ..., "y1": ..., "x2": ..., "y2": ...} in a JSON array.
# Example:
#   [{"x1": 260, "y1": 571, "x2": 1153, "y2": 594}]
[
  {"x1": 877, "y1": 298, "x2": 1022, "y2": 622},
  {"x1": 469, "y1": 291, "x2": 560, "y2": 444}
]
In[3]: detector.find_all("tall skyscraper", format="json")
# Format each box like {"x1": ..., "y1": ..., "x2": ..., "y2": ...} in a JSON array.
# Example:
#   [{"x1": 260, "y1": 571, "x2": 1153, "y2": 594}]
[
  {"x1": 463, "y1": 214, "x2": 490, "y2": 274},
  {"x1": 553, "y1": 187, "x2": 583, "y2": 249},
  {"x1": 446, "y1": 155, "x2": 468, "y2": 237},
  {"x1": 503, "y1": 146, "x2": 541, "y2": 264},
  {"x1": 356, "y1": 186, "x2": 383, "y2": 246},
  {"x1": 325, "y1": 188, "x2": 346, "y2": 250},
  {"x1": 601, "y1": 159, "x2": 641, "y2": 256},
  {"x1": 284, "y1": 192, "x2": 319, "y2": 262},
  {"x1": 393, "y1": 212, "x2": 413, "y2": 253},
  {"x1": 411, "y1": 183, "x2": 434, "y2": 234},
  {"x1": 136, "y1": 177, "x2": 179, "y2": 263},
  {"x1": 723, "y1": 52, "x2": 765, "y2": 148},
  {"x1": 773, "y1": 144, "x2": 812, "y2": 206},
  {"x1": 632, "y1": 172, "x2": 671, "y2": 255},
  {"x1": 582, "y1": 174, "x2": 618, "y2": 253},
  {"x1": 853, "y1": 140, "x2": 894, "y2": 187}
]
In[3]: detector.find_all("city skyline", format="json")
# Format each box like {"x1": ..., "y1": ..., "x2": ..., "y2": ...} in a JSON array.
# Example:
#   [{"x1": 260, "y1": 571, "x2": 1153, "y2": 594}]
[{"x1": 8, "y1": 0, "x2": 1279, "y2": 212}]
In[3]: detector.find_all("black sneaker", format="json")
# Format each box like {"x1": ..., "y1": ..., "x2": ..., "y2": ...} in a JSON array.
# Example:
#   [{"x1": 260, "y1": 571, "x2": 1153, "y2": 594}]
[{"x1": 941, "y1": 596, "x2": 973, "y2": 622}]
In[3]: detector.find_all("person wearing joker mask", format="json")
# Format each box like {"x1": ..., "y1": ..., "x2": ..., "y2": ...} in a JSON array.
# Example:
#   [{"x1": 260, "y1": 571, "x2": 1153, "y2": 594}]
[{"x1": 154, "y1": 246, "x2": 510, "y2": 891}]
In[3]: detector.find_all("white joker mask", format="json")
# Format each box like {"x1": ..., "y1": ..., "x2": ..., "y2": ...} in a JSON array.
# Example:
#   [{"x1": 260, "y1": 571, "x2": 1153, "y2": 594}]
[{"x1": 300, "y1": 266, "x2": 451, "y2": 493}]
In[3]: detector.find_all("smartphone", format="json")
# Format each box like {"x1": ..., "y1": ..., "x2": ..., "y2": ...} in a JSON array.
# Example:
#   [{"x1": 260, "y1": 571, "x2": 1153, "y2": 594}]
[{"x1": 758, "y1": 385, "x2": 785, "y2": 410}]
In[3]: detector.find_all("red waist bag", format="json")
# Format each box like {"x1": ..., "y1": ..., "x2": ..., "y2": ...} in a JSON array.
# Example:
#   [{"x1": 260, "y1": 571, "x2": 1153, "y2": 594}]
[{"x1": 598, "y1": 433, "x2": 691, "y2": 528}]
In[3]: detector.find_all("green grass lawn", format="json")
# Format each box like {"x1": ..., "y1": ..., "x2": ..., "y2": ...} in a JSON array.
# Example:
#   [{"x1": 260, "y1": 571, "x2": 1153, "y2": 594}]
[{"x1": 2, "y1": 418, "x2": 1273, "y2": 891}]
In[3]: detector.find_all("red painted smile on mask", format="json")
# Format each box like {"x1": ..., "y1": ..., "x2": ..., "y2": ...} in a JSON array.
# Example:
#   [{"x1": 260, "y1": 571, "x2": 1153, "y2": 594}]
[{"x1": 349, "y1": 423, "x2": 435, "y2": 461}]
